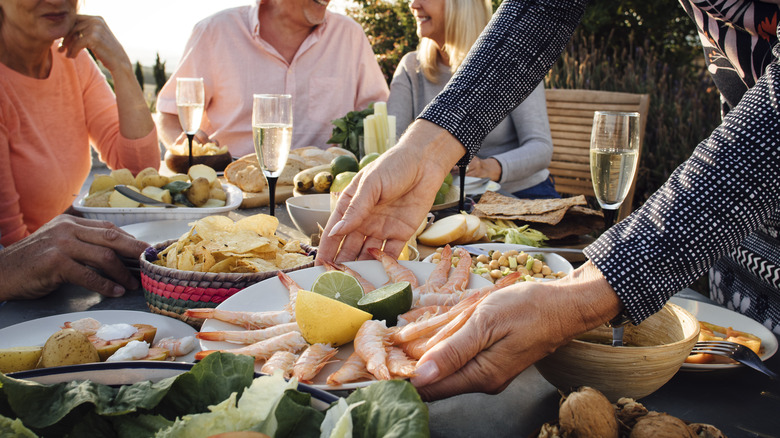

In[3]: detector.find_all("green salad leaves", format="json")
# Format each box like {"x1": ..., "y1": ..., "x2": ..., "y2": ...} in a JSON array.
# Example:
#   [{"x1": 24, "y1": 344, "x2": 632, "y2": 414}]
[{"x1": 0, "y1": 353, "x2": 429, "y2": 438}]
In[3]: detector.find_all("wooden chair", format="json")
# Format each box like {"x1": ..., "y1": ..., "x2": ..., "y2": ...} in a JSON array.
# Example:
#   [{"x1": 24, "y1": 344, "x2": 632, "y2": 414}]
[{"x1": 545, "y1": 89, "x2": 650, "y2": 220}]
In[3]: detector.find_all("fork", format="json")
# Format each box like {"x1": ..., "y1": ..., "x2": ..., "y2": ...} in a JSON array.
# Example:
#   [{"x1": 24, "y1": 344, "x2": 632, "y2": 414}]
[{"x1": 690, "y1": 341, "x2": 779, "y2": 379}]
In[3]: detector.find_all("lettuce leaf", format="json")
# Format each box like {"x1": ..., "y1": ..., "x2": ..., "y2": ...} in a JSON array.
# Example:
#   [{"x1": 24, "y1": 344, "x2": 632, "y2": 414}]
[
  {"x1": 0, "y1": 414, "x2": 37, "y2": 437},
  {"x1": 345, "y1": 380, "x2": 429, "y2": 438}
]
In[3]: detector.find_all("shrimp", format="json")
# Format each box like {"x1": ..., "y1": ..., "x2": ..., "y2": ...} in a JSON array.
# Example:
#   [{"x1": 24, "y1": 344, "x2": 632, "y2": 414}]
[
  {"x1": 399, "y1": 336, "x2": 431, "y2": 360},
  {"x1": 277, "y1": 271, "x2": 304, "y2": 314},
  {"x1": 195, "y1": 331, "x2": 307, "y2": 361},
  {"x1": 292, "y1": 343, "x2": 338, "y2": 383},
  {"x1": 457, "y1": 271, "x2": 523, "y2": 301},
  {"x1": 183, "y1": 308, "x2": 293, "y2": 330},
  {"x1": 397, "y1": 305, "x2": 451, "y2": 326},
  {"x1": 436, "y1": 247, "x2": 472, "y2": 295},
  {"x1": 423, "y1": 295, "x2": 486, "y2": 351},
  {"x1": 322, "y1": 261, "x2": 376, "y2": 294},
  {"x1": 391, "y1": 293, "x2": 481, "y2": 344},
  {"x1": 415, "y1": 244, "x2": 453, "y2": 296},
  {"x1": 154, "y1": 336, "x2": 197, "y2": 357},
  {"x1": 353, "y1": 319, "x2": 392, "y2": 380},
  {"x1": 415, "y1": 292, "x2": 460, "y2": 307},
  {"x1": 196, "y1": 322, "x2": 300, "y2": 344},
  {"x1": 62, "y1": 317, "x2": 102, "y2": 336},
  {"x1": 367, "y1": 247, "x2": 419, "y2": 289},
  {"x1": 260, "y1": 350, "x2": 298, "y2": 379},
  {"x1": 326, "y1": 351, "x2": 374, "y2": 386},
  {"x1": 387, "y1": 347, "x2": 417, "y2": 378}
]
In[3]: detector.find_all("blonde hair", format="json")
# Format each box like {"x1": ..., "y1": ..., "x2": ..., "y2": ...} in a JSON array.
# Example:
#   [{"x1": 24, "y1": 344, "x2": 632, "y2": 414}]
[{"x1": 417, "y1": 0, "x2": 492, "y2": 83}]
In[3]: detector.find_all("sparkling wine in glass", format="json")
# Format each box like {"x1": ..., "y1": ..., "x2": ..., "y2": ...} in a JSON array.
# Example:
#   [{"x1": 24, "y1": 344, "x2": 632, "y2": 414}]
[
  {"x1": 589, "y1": 111, "x2": 640, "y2": 230},
  {"x1": 175, "y1": 78, "x2": 205, "y2": 170},
  {"x1": 252, "y1": 94, "x2": 292, "y2": 216}
]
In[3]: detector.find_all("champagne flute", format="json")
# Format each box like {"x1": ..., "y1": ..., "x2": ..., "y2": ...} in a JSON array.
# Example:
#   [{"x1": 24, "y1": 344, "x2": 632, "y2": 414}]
[
  {"x1": 252, "y1": 94, "x2": 293, "y2": 216},
  {"x1": 589, "y1": 111, "x2": 640, "y2": 230},
  {"x1": 176, "y1": 78, "x2": 205, "y2": 170}
]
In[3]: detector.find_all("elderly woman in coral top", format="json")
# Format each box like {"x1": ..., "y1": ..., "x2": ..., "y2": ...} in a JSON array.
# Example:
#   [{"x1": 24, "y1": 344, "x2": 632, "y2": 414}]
[{"x1": 0, "y1": 0, "x2": 159, "y2": 300}]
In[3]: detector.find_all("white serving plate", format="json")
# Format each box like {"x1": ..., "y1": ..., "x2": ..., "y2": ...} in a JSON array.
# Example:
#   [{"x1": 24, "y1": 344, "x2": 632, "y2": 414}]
[
  {"x1": 72, "y1": 183, "x2": 242, "y2": 227},
  {"x1": 0, "y1": 310, "x2": 199, "y2": 363},
  {"x1": 199, "y1": 260, "x2": 492, "y2": 390},
  {"x1": 421, "y1": 243, "x2": 574, "y2": 280},
  {"x1": 452, "y1": 176, "x2": 501, "y2": 196},
  {"x1": 7, "y1": 361, "x2": 337, "y2": 410},
  {"x1": 669, "y1": 296, "x2": 779, "y2": 371},
  {"x1": 121, "y1": 219, "x2": 195, "y2": 246}
]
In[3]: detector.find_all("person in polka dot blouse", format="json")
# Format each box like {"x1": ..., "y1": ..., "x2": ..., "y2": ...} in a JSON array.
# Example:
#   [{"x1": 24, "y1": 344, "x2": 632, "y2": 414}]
[{"x1": 317, "y1": 0, "x2": 780, "y2": 400}]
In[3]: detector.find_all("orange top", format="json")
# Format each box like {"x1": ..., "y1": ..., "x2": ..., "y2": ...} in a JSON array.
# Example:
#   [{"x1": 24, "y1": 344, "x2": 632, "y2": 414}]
[{"x1": 0, "y1": 46, "x2": 159, "y2": 246}]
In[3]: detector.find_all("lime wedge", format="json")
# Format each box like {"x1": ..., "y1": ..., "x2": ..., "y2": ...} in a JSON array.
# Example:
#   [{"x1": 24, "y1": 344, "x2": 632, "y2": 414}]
[
  {"x1": 311, "y1": 270, "x2": 364, "y2": 307},
  {"x1": 357, "y1": 281, "x2": 413, "y2": 326}
]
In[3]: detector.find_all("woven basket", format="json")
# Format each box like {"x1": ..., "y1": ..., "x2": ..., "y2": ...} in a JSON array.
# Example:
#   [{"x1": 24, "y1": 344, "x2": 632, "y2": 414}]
[{"x1": 140, "y1": 239, "x2": 315, "y2": 328}]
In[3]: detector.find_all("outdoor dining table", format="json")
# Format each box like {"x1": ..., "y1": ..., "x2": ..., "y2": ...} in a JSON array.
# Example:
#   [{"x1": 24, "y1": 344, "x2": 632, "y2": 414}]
[{"x1": 1, "y1": 202, "x2": 779, "y2": 437}]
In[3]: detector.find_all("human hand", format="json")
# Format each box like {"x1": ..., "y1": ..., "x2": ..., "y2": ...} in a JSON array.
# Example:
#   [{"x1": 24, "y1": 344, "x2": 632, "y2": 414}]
[
  {"x1": 411, "y1": 262, "x2": 622, "y2": 401},
  {"x1": 58, "y1": 15, "x2": 130, "y2": 74},
  {"x1": 317, "y1": 120, "x2": 464, "y2": 263},
  {"x1": 0, "y1": 215, "x2": 149, "y2": 301},
  {"x1": 176, "y1": 130, "x2": 217, "y2": 148},
  {"x1": 452, "y1": 156, "x2": 502, "y2": 181}
]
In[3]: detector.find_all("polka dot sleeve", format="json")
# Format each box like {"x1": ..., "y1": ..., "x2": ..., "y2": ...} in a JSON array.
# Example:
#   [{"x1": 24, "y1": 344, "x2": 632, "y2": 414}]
[
  {"x1": 584, "y1": 55, "x2": 780, "y2": 323},
  {"x1": 418, "y1": 0, "x2": 588, "y2": 165}
]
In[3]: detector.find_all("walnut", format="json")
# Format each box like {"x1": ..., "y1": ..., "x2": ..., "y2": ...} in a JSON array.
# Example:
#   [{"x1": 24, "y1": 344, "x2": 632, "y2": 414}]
[
  {"x1": 629, "y1": 412, "x2": 696, "y2": 438},
  {"x1": 615, "y1": 397, "x2": 649, "y2": 431},
  {"x1": 688, "y1": 423, "x2": 727, "y2": 438},
  {"x1": 558, "y1": 387, "x2": 619, "y2": 438}
]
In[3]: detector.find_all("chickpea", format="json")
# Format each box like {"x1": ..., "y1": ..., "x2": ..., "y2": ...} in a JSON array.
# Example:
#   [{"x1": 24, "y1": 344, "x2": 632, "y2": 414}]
[
  {"x1": 435, "y1": 247, "x2": 444, "y2": 254},
  {"x1": 431, "y1": 254, "x2": 442, "y2": 263},
  {"x1": 533, "y1": 273, "x2": 544, "y2": 278},
  {"x1": 489, "y1": 260, "x2": 500, "y2": 270},
  {"x1": 532, "y1": 259, "x2": 543, "y2": 274},
  {"x1": 541, "y1": 265, "x2": 552, "y2": 276},
  {"x1": 498, "y1": 255, "x2": 509, "y2": 267},
  {"x1": 452, "y1": 256, "x2": 460, "y2": 266},
  {"x1": 490, "y1": 269, "x2": 503, "y2": 279},
  {"x1": 517, "y1": 252, "x2": 529, "y2": 265},
  {"x1": 505, "y1": 249, "x2": 519, "y2": 257},
  {"x1": 492, "y1": 251, "x2": 502, "y2": 261},
  {"x1": 476, "y1": 254, "x2": 490, "y2": 264},
  {"x1": 517, "y1": 267, "x2": 529, "y2": 276}
]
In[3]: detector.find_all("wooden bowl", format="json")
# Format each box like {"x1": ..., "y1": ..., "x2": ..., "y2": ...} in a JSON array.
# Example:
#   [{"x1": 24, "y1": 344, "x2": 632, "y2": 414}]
[
  {"x1": 164, "y1": 150, "x2": 232, "y2": 174},
  {"x1": 535, "y1": 302, "x2": 699, "y2": 402}
]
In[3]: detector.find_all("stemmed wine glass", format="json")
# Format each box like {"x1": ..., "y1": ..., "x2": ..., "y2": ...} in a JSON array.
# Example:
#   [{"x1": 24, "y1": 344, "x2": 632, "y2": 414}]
[
  {"x1": 175, "y1": 78, "x2": 205, "y2": 170},
  {"x1": 589, "y1": 111, "x2": 640, "y2": 346},
  {"x1": 589, "y1": 111, "x2": 641, "y2": 230},
  {"x1": 252, "y1": 94, "x2": 293, "y2": 216}
]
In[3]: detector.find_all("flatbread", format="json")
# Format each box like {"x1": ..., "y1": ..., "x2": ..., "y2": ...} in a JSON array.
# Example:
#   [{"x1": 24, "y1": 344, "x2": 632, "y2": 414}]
[
  {"x1": 524, "y1": 206, "x2": 604, "y2": 239},
  {"x1": 474, "y1": 191, "x2": 587, "y2": 216}
]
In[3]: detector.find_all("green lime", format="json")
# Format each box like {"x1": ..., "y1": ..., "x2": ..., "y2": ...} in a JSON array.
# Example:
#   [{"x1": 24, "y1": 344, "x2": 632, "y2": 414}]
[
  {"x1": 434, "y1": 191, "x2": 446, "y2": 205},
  {"x1": 331, "y1": 155, "x2": 359, "y2": 176},
  {"x1": 311, "y1": 270, "x2": 364, "y2": 307},
  {"x1": 359, "y1": 152, "x2": 381, "y2": 169},
  {"x1": 444, "y1": 173, "x2": 453, "y2": 186},
  {"x1": 439, "y1": 181, "x2": 451, "y2": 195},
  {"x1": 330, "y1": 171, "x2": 357, "y2": 193},
  {"x1": 357, "y1": 281, "x2": 413, "y2": 326}
]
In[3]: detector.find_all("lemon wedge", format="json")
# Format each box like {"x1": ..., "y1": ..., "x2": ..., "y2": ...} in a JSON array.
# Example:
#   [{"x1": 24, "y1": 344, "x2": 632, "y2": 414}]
[{"x1": 296, "y1": 289, "x2": 372, "y2": 346}]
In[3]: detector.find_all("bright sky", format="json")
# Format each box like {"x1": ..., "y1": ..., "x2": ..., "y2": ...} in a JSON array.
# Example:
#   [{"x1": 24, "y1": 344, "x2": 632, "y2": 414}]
[{"x1": 81, "y1": 0, "x2": 349, "y2": 68}]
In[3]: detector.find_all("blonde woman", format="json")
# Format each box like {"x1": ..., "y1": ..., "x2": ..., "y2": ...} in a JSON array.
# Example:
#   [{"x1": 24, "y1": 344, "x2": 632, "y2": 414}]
[{"x1": 387, "y1": 0, "x2": 557, "y2": 198}]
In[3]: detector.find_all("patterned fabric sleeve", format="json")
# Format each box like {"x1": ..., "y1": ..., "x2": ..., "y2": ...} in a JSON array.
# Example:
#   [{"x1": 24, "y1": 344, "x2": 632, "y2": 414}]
[
  {"x1": 584, "y1": 46, "x2": 780, "y2": 323},
  {"x1": 418, "y1": 0, "x2": 587, "y2": 165}
]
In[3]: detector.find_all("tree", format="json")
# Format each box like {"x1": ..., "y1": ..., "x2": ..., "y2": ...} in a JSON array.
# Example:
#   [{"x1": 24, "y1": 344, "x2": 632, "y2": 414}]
[
  {"x1": 153, "y1": 53, "x2": 167, "y2": 95},
  {"x1": 134, "y1": 61, "x2": 144, "y2": 88}
]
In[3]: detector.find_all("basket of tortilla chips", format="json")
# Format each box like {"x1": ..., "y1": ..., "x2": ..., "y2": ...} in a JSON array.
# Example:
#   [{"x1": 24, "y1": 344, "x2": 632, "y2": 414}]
[{"x1": 139, "y1": 214, "x2": 314, "y2": 328}]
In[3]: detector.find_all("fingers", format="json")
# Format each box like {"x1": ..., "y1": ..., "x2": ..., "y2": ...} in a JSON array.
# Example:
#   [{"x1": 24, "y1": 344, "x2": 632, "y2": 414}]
[
  {"x1": 58, "y1": 257, "x2": 129, "y2": 298},
  {"x1": 414, "y1": 353, "x2": 513, "y2": 401},
  {"x1": 194, "y1": 130, "x2": 212, "y2": 145}
]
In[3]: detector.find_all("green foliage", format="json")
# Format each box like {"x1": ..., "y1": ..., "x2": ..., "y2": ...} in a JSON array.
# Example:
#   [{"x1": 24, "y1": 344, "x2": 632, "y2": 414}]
[
  {"x1": 134, "y1": 61, "x2": 144, "y2": 88},
  {"x1": 327, "y1": 104, "x2": 375, "y2": 156},
  {"x1": 153, "y1": 53, "x2": 167, "y2": 95}
]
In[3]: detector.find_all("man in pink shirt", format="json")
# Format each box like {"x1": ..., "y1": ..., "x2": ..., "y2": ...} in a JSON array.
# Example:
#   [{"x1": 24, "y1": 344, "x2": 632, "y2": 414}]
[{"x1": 155, "y1": 0, "x2": 389, "y2": 157}]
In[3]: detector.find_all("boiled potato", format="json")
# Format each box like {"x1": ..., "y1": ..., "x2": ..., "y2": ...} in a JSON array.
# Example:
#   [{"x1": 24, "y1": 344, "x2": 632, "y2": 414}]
[
  {"x1": 0, "y1": 346, "x2": 43, "y2": 373},
  {"x1": 185, "y1": 177, "x2": 210, "y2": 207},
  {"x1": 134, "y1": 167, "x2": 159, "y2": 188},
  {"x1": 82, "y1": 189, "x2": 112, "y2": 208},
  {"x1": 108, "y1": 186, "x2": 141, "y2": 208},
  {"x1": 88, "y1": 174, "x2": 118, "y2": 195},
  {"x1": 209, "y1": 186, "x2": 227, "y2": 201},
  {"x1": 169, "y1": 173, "x2": 190, "y2": 183},
  {"x1": 39, "y1": 329, "x2": 99, "y2": 368},
  {"x1": 201, "y1": 198, "x2": 227, "y2": 208},
  {"x1": 141, "y1": 186, "x2": 173, "y2": 204},
  {"x1": 110, "y1": 168, "x2": 135, "y2": 186},
  {"x1": 140, "y1": 174, "x2": 170, "y2": 189},
  {"x1": 188, "y1": 164, "x2": 218, "y2": 184}
]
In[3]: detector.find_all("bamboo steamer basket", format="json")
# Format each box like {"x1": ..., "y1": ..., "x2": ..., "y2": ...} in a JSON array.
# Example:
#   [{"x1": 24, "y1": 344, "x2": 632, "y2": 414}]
[{"x1": 535, "y1": 302, "x2": 699, "y2": 402}]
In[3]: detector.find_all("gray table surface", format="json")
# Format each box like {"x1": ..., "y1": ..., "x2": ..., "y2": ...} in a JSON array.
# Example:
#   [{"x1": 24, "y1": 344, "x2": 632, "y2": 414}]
[{"x1": 1, "y1": 205, "x2": 779, "y2": 437}]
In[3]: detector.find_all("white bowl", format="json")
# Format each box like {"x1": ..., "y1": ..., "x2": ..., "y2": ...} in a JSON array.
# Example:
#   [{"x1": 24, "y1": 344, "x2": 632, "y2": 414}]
[
  {"x1": 286, "y1": 194, "x2": 332, "y2": 238},
  {"x1": 72, "y1": 183, "x2": 242, "y2": 227}
]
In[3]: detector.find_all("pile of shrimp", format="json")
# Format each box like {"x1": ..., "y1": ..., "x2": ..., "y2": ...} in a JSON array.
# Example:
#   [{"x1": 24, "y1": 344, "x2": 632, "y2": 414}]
[{"x1": 184, "y1": 245, "x2": 522, "y2": 387}]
